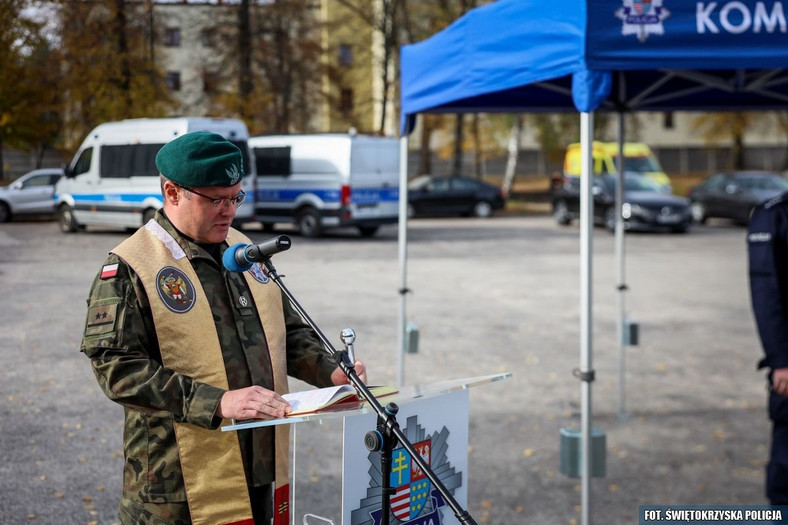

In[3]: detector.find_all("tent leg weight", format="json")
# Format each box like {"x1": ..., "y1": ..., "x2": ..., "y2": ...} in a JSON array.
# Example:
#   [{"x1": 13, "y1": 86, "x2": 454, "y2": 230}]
[{"x1": 559, "y1": 427, "x2": 607, "y2": 478}]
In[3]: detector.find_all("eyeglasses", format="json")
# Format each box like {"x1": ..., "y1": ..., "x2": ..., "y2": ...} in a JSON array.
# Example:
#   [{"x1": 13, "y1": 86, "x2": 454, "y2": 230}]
[{"x1": 179, "y1": 185, "x2": 246, "y2": 209}]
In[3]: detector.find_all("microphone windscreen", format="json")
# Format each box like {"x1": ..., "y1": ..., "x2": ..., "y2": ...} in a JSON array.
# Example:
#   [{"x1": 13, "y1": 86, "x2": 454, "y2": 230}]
[{"x1": 223, "y1": 242, "x2": 254, "y2": 272}]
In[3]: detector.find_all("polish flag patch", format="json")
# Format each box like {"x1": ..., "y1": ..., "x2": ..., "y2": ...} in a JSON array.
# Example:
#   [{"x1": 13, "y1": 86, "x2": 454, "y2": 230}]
[{"x1": 100, "y1": 263, "x2": 119, "y2": 279}]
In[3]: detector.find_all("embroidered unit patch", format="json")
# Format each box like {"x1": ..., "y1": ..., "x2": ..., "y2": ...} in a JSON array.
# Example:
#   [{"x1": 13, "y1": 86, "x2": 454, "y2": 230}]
[
  {"x1": 156, "y1": 266, "x2": 196, "y2": 313},
  {"x1": 249, "y1": 263, "x2": 270, "y2": 284}
]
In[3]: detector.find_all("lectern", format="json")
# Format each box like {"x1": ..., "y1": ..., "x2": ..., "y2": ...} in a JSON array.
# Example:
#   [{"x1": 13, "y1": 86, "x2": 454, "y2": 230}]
[{"x1": 223, "y1": 373, "x2": 510, "y2": 525}]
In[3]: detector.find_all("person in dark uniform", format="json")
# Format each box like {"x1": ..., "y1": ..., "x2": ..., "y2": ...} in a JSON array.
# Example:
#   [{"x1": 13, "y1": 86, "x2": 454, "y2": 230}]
[{"x1": 748, "y1": 192, "x2": 788, "y2": 505}]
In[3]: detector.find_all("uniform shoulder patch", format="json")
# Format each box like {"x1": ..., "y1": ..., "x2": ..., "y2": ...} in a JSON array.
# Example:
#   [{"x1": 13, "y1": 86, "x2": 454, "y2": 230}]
[
  {"x1": 100, "y1": 263, "x2": 119, "y2": 279},
  {"x1": 748, "y1": 232, "x2": 772, "y2": 243},
  {"x1": 85, "y1": 302, "x2": 119, "y2": 337}
]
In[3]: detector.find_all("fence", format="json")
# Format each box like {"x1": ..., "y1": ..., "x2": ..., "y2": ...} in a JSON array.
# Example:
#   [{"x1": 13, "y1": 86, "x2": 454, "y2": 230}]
[
  {"x1": 5, "y1": 143, "x2": 786, "y2": 183},
  {"x1": 1, "y1": 148, "x2": 66, "y2": 181},
  {"x1": 407, "y1": 145, "x2": 788, "y2": 179}
]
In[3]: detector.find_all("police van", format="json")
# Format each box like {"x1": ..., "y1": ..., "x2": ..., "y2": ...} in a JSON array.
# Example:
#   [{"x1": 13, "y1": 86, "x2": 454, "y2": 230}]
[
  {"x1": 55, "y1": 117, "x2": 256, "y2": 232},
  {"x1": 249, "y1": 133, "x2": 399, "y2": 237}
]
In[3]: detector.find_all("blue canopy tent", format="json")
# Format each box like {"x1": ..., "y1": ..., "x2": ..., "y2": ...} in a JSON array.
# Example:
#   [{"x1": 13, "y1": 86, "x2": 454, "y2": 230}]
[
  {"x1": 400, "y1": 0, "x2": 788, "y2": 123},
  {"x1": 396, "y1": 1, "x2": 788, "y2": 523}
]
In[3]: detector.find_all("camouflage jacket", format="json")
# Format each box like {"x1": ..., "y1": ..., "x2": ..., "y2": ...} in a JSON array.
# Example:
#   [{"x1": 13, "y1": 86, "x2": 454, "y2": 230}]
[{"x1": 81, "y1": 211, "x2": 337, "y2": 503}]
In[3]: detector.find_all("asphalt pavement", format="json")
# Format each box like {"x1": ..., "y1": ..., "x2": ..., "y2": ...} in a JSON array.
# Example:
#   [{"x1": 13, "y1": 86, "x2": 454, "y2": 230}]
[{"x1": 0, "y1": 215, "x2": 769, "y2": 524}]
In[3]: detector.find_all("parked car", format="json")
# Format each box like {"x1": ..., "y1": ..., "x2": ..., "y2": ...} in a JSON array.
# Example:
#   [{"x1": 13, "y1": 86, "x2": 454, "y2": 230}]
[
  {"x1": 0, "y1": 168, "x2": 64, "y2": 222},
  {"x1": 688, "y1": 171, "x2": 788, "y2": 225},
  {"x1": 407, "y1": 175, "x2": 505, "y2": 218},
  {"x1": 552, "y1": 173, "x2": 692, "y2": 233}
]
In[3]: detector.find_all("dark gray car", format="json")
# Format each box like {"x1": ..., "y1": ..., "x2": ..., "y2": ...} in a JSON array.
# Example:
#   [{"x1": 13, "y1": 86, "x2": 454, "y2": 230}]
[
  {"x1": 688, "y1": 171, "x2": 788, "y2": 225},
  {"x1": 553, "y1": 173, "x2": 692, "y2": 233},
  {"x1": 0, "y1": 168, "x2": 64, "y2": 222},
  {"x1": 407, "y1": 175, "x2": 506, "y2": 218}
]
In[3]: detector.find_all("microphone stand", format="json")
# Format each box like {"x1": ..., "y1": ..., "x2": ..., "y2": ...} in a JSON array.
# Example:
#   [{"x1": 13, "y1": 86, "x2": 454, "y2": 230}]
[{"x1": 258, "y1": 255, "x2": 478, "y2": 525}]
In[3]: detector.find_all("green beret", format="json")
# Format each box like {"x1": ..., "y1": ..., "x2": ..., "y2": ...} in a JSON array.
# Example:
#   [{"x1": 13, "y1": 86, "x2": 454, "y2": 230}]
[{"x1": 155, "y1": 131, "x2": 244, "y2": 187}]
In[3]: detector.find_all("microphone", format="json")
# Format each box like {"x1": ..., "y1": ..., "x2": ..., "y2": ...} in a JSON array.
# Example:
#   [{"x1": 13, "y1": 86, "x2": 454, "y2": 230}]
[
  {"x1": 223, "y1": 235, "x2": 291, "y2": 272},
  {"x1": 340, "y1": 328, "x2": 357, "y2": 363}
]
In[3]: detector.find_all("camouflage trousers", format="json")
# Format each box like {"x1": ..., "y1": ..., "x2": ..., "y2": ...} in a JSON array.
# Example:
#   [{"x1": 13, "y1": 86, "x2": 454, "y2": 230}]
[{"x1": 118, "y1": 484, "x2": 273, "y2": 524}]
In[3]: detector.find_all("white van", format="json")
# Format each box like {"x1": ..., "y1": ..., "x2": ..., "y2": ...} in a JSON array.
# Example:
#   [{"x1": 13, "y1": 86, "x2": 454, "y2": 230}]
[
  {"x1": 55, "y1": 117, "x2": 256, "y2": 232},
  {"x1": 250, "y1": 133, "x2": 399, "y2": 237}
]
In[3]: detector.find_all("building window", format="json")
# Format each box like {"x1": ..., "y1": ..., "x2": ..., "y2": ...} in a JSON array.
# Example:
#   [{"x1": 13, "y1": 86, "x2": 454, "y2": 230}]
[
  {"x1": 164, "y1": 27, "x2": 181, "y2": 47},
  {"x1": 338, "y1": 43, "x2": 353, "y2": 66},
  {"x1": 166, "y1": 71, "x2": 181, "y2": 91},
  {"x1": 663, "y1": 111, "x2": 674, "y2": 129},
  {"x1": 202, "y1": 71, "x2": 219, "y2": 95},
  {"x1": 200, "y1": 27, "x2": 215, "y2": 48},
  {"x1": 340, "y1": 88, "x2": 354, "y2": 113}
]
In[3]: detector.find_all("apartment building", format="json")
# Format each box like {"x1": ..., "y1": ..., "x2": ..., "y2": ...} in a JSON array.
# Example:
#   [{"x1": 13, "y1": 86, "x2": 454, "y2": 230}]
[
  {"x1": 154, "y1": 2, "x2": 238, "y2": 117},
  {"x1": 151, "y1": 0, "x2": 390, "y2": 135},
  {"x1": 319, "y1": 0, "x2": 397, "y2": 135}
]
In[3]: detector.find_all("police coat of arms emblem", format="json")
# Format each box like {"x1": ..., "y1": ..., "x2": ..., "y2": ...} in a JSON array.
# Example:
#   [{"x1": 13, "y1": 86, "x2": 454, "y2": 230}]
[
  {"x1": 351, "y1": 416, "x2": 461, "y2": 525},
  {"x1": 390, "y1": 440, "x2": 432, "y2": 522}
]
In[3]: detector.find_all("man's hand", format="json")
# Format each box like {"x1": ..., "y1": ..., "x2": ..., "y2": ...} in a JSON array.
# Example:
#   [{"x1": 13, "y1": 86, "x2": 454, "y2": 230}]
[
  {"x1": 216, "y1": 386, "x2": 291, "y2": 420},
  {"x1": 331, "y1": 360, "x2": 367, "y2": 386},
  {"x1": 774, "y1": 368, "x2": 788, "y2": 396}
]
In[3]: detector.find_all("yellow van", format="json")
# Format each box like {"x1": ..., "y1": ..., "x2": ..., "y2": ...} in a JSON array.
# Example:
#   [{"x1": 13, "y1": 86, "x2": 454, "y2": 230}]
[{"x1": 563, "y1": 141, "x2": 672, "y2": 193}]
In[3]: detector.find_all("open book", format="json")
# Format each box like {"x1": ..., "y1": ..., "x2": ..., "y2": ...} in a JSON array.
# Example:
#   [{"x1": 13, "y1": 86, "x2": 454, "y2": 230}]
[{"x1": 283, "y1": 385, "x2": 397, "y2": 416}]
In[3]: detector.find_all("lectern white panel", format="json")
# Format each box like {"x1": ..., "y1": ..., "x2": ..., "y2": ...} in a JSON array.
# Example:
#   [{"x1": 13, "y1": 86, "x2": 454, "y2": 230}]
[
  {"x1": 222, "y1": 373, "x2": 511, "y2": 525},
  {"x1": 341, "y1": 389, "x2": 469, "y2": 525}
]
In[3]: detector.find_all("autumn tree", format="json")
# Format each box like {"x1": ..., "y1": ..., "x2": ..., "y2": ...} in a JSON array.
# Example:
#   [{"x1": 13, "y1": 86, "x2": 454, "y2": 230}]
[
  {"x1": 0, "y1": 0, "x2": 61, "y2": 178},
  {"x1": 55, "y1": 0, "x2": 174, "y2": 154},
  {"x1": 692, "y1": 112, "x2": 762, "y2": 170},
  {"x1": 206, "y1": 0, "x2": 323, "y2": 135},
  {"x1": 774, "y1": 112, "x2": 788, "y2": 170},
  {"x1": 238, "y1": 0, "x2": 253, "y2": 122},
  {"x1": 530, "y1": 114, "x2": 611, "y2": 168},
  {"x1": 249, "y1": 0, "x2": 324, "y2": 134}
]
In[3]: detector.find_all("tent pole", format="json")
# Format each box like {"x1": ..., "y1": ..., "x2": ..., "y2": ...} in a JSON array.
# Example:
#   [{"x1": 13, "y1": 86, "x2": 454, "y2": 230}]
[
  {"x1": 616, "y1": 112, "x2": 628, "y2": 421},
  {"x1": 580, "y1": 111, "x2": 594, "y2": 525},
  {"x1": 397, "y1": 135, "x2": 409, "y2": 388}
]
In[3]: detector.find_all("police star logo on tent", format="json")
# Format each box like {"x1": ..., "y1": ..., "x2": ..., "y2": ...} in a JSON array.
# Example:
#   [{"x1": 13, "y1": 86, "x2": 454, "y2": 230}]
[{"x1": 615, "y1": 0, "x2": 671, "y2": 42}]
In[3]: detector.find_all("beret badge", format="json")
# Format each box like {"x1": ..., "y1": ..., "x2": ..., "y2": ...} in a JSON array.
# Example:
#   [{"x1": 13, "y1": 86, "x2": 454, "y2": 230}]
[{"x1": 226, "y1": 164, "x2": 241, "y2": 185}]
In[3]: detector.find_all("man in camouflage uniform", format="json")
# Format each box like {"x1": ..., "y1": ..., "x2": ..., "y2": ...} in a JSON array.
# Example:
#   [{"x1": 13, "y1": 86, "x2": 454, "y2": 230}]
[{"x1": 81, "y1": 131, "x2": 366, "y2": 524}]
